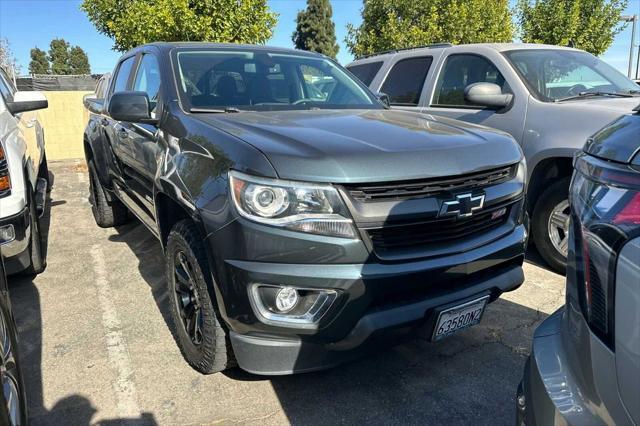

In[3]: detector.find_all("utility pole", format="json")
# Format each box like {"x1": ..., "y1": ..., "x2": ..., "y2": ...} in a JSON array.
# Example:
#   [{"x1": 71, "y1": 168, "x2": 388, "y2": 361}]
[{"x1": 621, "y1": 15, "x2": 637, "y2": 79}]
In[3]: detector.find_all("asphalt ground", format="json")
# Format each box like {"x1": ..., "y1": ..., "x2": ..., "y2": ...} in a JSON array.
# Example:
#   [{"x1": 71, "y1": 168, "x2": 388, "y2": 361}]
[{"x1": 10, "y1": 160, "x2": 565, "y2": 425}]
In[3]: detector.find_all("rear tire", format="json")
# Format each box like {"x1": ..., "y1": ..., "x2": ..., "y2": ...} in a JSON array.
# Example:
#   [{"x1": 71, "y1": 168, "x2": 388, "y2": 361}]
[
  {"x1": 166, "y1": 220, "x2": 233, "y2": 374},
  {"x1": 23, "y1": 185, "x2": 45, "y2": 276},
  {"x1": 88, "y1": 160, "x2": 128, "y2": 228},
  {"x1": 38, "y1": 153, "x2": 51, "y2": 192},
  {"x1": 532, "y1": 178, "x2": 570, "y2": 274}
]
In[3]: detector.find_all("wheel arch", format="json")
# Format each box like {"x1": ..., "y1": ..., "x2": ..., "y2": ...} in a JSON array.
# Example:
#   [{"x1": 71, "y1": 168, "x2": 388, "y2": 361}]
[
  {"x1": 526, "y1": 156, "x2": 574, "y2": 213},
  {"x1": 155, "y1": 189, "x2": 228, "y2": 319}
]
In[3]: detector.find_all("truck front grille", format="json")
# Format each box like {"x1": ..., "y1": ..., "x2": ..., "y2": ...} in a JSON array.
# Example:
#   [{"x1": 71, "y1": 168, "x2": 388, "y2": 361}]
[
  {"x1": 366, "y1": 202, "x2": 513, "y2": 253},
  {"x1": 346, "y1": 165, "x2": 516, "y2": 202}
]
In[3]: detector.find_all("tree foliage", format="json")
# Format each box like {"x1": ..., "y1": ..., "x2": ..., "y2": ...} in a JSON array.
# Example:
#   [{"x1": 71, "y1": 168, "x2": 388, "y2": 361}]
[
  {"x1": 346, "y1": 0, "x2": 514, "y2": 58},
  {"x1": 0, "y1": 38, "x2": 20, "y2": 78},
  {"x1": 69, "y1": 46, "x2": 91, "y2": 74},
  {"x1": 29, "y1": 48, "x2": 50, "y2": 75},
  {"x1": 48, "y1": 38, "x2": 71, "y2": 74},
  {"x1": 292, "y1": 0, "x2": 339, "y2": 58},
  {"x1": 81, "y1": 0, "x2": 279, "y2": 52},
  {"x1": 517, "y1": 0, "x2": 627, "y2": 55}
]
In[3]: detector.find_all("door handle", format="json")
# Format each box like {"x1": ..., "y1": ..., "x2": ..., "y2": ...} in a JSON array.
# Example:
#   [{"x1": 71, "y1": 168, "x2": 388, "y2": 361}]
[
  {"x1": 117, "y1": 128, "x2": 129, "y2": 139},
  {"x1": 100, "y1": 118, "x2": 109, "y2": 126}
]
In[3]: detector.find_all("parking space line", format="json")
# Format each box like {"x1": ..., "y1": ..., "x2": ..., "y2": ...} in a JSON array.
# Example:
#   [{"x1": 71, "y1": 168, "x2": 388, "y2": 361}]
[{"x1": 90, "y1": 244, "x2": 141, "y2": 418}]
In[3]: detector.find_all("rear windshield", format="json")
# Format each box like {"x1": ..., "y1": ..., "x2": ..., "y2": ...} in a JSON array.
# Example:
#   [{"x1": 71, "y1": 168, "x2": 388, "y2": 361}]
[
  {"x1": 346, "y1": 61, "x2": 383, "y2": 86},
  {"x1": 173, "y1": 49, "x2": 380, "y2": 112}
]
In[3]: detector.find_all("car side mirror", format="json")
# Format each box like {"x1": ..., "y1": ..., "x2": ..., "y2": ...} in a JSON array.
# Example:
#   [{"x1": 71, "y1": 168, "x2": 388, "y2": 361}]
[
  {"x1": 83, "y1": 94, "x2": 104, "y2": 114},
  {"x1": 108, "y1": 91, "x2": 156, "y2": 123},
  {"x1": 375, "y1": 92, "x2": 391, "y2": 108},
  {"x1": 6, "y1": 91, "x2": 48, "y2": 114},
  {"x1": 464, "y1": 82, "x2": 513, "y2": 109}
]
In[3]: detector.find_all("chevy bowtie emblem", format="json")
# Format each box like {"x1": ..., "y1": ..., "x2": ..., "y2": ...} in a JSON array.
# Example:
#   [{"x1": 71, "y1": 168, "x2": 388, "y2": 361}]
[{"x1": 439, "y1": 193, "x2": 485, "y2": 218}]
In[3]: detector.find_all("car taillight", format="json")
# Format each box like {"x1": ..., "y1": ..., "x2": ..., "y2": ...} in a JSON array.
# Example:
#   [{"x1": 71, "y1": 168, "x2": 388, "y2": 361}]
[
  {"x1": 613, "y1": 192, "x2": 640, "y2": 224},
  {"x1": 572, "y1": 155, "x2": 640, "y2": 348},
  {"x1": 0, "y1": 144, "x2": 10, "y2": 198}
]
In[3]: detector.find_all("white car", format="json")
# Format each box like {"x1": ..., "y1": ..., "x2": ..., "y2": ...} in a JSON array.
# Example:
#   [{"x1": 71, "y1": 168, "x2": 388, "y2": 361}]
[{"x1": 0, "y1": 68, "x2": 49, "y2": 275}]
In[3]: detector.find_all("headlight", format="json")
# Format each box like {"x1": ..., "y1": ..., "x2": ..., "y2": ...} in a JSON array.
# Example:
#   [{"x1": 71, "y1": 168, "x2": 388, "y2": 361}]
[{"x1": 229, "y1": 170, "x2": 357, "y2": 238}]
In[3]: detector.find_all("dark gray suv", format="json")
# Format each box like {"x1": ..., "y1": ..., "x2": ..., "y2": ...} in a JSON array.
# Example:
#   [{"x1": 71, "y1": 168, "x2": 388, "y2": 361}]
[{"x1": 83, "y1": 43, "x2": 527, "y2": 375}]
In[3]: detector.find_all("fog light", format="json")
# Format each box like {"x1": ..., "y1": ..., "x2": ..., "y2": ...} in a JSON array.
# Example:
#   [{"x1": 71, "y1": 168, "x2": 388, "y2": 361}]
[
  {"x1": 249, "y1": 284, "x2": 339, "y2": 328},
  {"x1": 0, "y1": 225, "x2": 15, "y2": 244},
  {"x1": 275, "y1": 287, "x2": 298, "y2": 313}
]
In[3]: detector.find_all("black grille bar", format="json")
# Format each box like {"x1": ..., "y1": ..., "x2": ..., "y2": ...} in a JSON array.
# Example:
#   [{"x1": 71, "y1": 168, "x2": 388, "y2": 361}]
[{"x1": 346, "y1": 164, "x2": 517, "y2": 202}]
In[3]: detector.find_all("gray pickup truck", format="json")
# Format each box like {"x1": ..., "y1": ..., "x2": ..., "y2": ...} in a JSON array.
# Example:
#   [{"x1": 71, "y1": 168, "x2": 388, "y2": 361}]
[
  {"x1": 83, "y1": 42, "x2": 527, "y2": 375},
  {"x1": 348, "y1": 43, "x2": 640, "y2": 273}
]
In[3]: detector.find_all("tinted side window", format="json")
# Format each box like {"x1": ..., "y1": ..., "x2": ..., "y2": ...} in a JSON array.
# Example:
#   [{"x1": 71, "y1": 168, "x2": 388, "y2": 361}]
[
  {"x1": 434, "y1": 55, "x2": 507, "y2": 106},
  {"x1": 133, "y1": 54, "x2": 161, "y2": 115},
  {"x1": 380, "y1": 57, "x2": 432, "y2": 106},
  {"x1": 112, "y1": 56, "x2": 136, "y2": 94},
  {"x1": 347, "y1": 61, "x2": 383, "y2": 86}
]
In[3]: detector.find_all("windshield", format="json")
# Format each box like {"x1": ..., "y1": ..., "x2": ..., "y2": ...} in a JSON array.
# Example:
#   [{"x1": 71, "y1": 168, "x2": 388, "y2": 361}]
[
  {"x1": 173, "y1": 49, "x2": 380, "y2": 111},
  {"x1": 504, "y1": 49, "x2": 639, "y2": 102}
]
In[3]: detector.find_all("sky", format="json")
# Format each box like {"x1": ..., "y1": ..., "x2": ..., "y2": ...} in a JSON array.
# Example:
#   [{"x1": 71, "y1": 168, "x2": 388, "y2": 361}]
[{"x1": 0, "y1": 0, "x2": 639, "y2": 76}]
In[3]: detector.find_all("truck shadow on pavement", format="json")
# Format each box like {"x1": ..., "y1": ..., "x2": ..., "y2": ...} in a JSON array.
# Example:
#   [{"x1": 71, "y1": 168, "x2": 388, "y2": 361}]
[
  {"x1": 108, "y1": 217, "x2": 549, "y2": 426},
  {"x1": 9, "y1": 181, "x2": 158, "y2": 425}
]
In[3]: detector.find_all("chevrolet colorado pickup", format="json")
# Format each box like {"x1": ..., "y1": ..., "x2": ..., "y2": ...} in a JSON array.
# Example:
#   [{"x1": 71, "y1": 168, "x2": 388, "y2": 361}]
[{"x1": 83, "y1": 43, "x2": 527, "y2": 375}]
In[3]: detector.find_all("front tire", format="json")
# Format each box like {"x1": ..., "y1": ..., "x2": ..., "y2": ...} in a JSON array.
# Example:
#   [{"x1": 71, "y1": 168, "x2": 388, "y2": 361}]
[
  {"x1": 88, "y1": 160, "x2": 128, "y2": 228},
  {"x1": 166, "y1": 220, "x2": 233, "y2": 374},
  {"x1": 532, "y1": 178, "x2": 570, "y2": 274}
]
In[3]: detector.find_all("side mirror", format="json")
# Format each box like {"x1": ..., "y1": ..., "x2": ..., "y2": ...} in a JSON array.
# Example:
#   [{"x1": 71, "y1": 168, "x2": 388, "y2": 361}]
[
  {"x1": 375, "y1": 92, "x2": 391, "y2": 108},
  {"x1": 108, "y1": 91, "x2": 155, "y2": 123},
  {"x1": 6, "y1": 91, "x2": 48, "y2": 114},
  {"x1": 464, "y1": 82, "x2": 513, "y2": 109},
  {"x1": 83, "y1": 94, "x2": 104, "y2": 114}
]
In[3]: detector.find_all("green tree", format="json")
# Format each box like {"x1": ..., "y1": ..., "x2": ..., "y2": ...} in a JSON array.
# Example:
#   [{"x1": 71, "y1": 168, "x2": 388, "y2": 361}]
[
  {"x1": 292, "y1": 0, "x2": 339, "y2": 58},
  {"x1": 81, "y1": 0, "x2": 279, "y2": 52},
  {"x1": 69, "y1": 46, "x2": 91, "y2": 74},
  {"x1": 29, "y1": 47, "x2": 50, "y2": 75},
  {"x1": 48, "y1": 38, "x2": 71, "y2": 74},
  {"x1": 346, "y1": 0, "x2": 514, "y2": 58},
  {"x1": 517, "y1": 0, "x2": 627, "y2": 55}
]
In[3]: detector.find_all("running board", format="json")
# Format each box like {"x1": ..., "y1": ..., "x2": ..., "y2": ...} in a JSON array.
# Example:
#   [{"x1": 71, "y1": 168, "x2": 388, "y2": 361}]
[{"x1": 36, "y1": 178, "x2": 48, "y2": 218}]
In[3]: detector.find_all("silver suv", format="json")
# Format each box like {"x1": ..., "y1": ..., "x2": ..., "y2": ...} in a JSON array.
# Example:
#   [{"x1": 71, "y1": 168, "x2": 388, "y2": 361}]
[{"x1": 347, "y1": 43, "x2": 640, "y2": 273}]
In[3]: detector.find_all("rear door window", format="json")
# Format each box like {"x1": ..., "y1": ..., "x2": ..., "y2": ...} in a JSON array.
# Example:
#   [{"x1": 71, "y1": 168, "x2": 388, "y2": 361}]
[
  {"x1": 380, "y1": 56, "x2": 432, "y2": 106},
  {"x1": 347, "y1": 61, "x2": 383, "y2": 86},
  {"x1": 433, "y1": 54, "x2": 508, "y2": 106}
]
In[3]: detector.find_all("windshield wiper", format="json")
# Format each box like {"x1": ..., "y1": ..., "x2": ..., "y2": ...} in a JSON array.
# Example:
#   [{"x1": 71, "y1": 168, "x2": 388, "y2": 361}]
[
  {"x1": 555, "y1": 91, "x2": 635, "y2": 102},
  {"x1": 189, "y1": 107, "x2": 241, "y2": 113}
]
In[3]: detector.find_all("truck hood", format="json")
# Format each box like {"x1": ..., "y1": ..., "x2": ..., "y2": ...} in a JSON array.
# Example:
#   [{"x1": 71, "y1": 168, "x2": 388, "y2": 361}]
[
  {"x1": 585, "y1": 113, "x2": 640, "y2": 163},
  {"x1": 194, "y1": 109, "x2": 522, "y2": 183}
]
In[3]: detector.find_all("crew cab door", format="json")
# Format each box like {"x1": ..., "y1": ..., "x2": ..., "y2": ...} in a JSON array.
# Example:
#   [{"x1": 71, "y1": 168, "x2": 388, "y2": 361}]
[
  {"x1": 124, "y1": 52, "x2": 162, "y2": 215},
  {"x1": 107, "y1": 55, "x2": 137, "y2": 172},
  {"x1": 423, "y1": 52, "x2": 526, "y2": 144}
]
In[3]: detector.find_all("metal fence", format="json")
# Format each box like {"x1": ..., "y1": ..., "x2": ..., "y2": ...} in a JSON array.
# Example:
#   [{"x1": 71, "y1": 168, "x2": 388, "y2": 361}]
[{"x1": 16, "y1": 74, "x2": 102, "y2": 91}]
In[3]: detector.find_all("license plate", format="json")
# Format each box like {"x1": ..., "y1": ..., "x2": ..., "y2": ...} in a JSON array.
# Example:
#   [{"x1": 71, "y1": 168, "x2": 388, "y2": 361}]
[{"x1": 432, "y1": 296, "x2": 489, "y2": 341}]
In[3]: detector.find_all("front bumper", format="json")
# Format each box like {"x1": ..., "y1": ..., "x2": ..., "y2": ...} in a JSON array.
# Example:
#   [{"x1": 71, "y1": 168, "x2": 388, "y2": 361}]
[
  {"x1": 518, "y1": 308, "x2": 610, "y2": 426},
  {"x1": 0, "y1": 207, "x2": 30, "y2": 275},
  {"x1": 211, "y1": 221, "x2": 527, "y2": 374}
]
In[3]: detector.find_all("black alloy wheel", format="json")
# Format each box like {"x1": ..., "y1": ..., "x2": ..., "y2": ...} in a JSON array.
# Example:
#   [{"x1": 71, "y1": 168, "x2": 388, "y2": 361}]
[{"x1": 173, "y1": 250, "x2": 204, "y2": 345}]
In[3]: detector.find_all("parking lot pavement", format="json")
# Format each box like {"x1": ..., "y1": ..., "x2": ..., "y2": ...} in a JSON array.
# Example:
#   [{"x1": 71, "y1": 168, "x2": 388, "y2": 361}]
[{"x1": 10, "y1": 160, "x2": 565, "y2": 425}]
